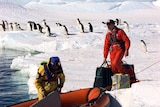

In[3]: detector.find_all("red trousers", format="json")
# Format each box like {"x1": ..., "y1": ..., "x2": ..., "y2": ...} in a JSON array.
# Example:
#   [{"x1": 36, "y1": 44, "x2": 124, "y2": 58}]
[{"x1": 110, "y1": 46, "x2": 124, "y2": 74}]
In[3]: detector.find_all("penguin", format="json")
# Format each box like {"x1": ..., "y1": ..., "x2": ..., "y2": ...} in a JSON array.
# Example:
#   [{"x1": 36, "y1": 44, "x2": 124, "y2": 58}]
[
  {"x1": 62, "y1": 25, "x2": 68, "y2": 35},
  {"x1": 102, "y1": 21, "x2": 108, "y2": 27},
  {"x1": 45, "y1": 25, "x2": 51, "y2": 36},
  {"x1": 56, "y1": 23, "x2": 62, "y2": 27},
  {"x1": 76, "y1": 18, "x2": 84, "y2": 33},
  {"x1": 17, "y1": 24, "x2": 23, "y2": 30},
  {"x1": 13, "y1": 22, "x2": 18, "y2": 31},
  {"x1": 27, "y1": 21, "x2": 37, "y2": 31},
  {"x1": 32, "y1": 22, "x2": 37, "y2": 30},
  {"x1": 102, "y1": 21, "x2": 106, "y2": 25},
  {"x1": 37, "y1": 23, "x2": 43, "y2": 33},
  {"x1": 0, "y1": 24, "x2": 4, "y2": 31},
  {"x1": 4, "y1": 20, "x2": 8, "y2": 30},
  {"x1": 8, "y1": 23, "x2": 13, "y2": 31},
  {"x1": 115, "y1": 19, "x2": 119, "y2": 25},
  {"x1": 123, "y1": 21, "x2": 129, "y2": 32},
  {"x1": 2, "y1": 20, "x2": 6, "y2": 31},
  {"x1": 140, "y1": 40, "x2": 147, "y2": 53},
  {"x1": 27, "y1": 21, "x2": 33, "y2": 31},
  {"x1": 88, "y1": 22, "x2": 93, "y2": 32},
  {"x1": 115, "y1": 18, "x2": 121, "y2": 25},
  {"x1": 76, "y1": 18, "x2": 81, "y2": 25},
  {"x1": 42, "y1": 19, "x2": 47, "y2": 29},
  {"x1": 79, "y1": 22, "x2": 84, "y2": 33}
]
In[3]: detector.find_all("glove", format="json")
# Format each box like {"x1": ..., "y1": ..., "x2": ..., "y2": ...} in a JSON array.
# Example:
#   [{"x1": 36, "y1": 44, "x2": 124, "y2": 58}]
[
  {"x1": 57, "y1": 84, "x2": 63, "y2": 93},
  {"x1": 124, "y1": 49, "x2": 129, "y2": 57},
  {"x1": 103, "y1": 58, "x2": 107, "y2": 63},
  {"x1": 58, "y1": 83, "x2": 63, "y2": 88},
  {"x1": 57, "y1": 87, "x2": 61, "y2": 93},
  {"x1": 40, "y1": 90, "x2": 46, "y2": 98}
]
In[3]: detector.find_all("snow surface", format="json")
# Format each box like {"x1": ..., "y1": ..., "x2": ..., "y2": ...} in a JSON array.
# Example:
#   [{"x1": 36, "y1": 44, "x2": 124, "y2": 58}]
[{"x1": 1, "y1": 0, "x2": 160, "y2": 107}]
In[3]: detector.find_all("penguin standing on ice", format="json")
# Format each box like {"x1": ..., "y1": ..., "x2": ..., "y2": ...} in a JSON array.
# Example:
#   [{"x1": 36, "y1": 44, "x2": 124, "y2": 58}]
[
  {"x1": 88, "y1": 22, "x2": 93, "y2": 32},
  {"x1": 8, "y1": 23, "x2": 13, "y2": 31},
  {"x1": 0, "y1": 24, "x2": 4, "y2": 31},
  {"x1": 76, "y1": 18, "x2": 84, "y2": 33},
  {"x1": 37, "y1": 23, "x2": 43, "y2": 33},
  {"x1": 42, "y1": 19, "x2": 47, "y2": 29},
  {"x1": 115, "y1": 18, "x2": 121, "y2": 25},
  {"x1": 79, "y1": 22, "x2": 84, "y2": 33},
  {"x1": 13, "y1": 22, "x2": 18, "y2": 31},
  {"x1": 140, "y1": 40, "x2": 147, "y2": 53},
  {"x1": 27, "y1": 21, "x2": 37, "y2": 31},
  {"x1": 123, "y1": 21, "x2": 129, "y2": 32},
  {"x1": 62, "y1": 25, "x2": 68, "y2": 35},
  {"x1": 45, "y1": 25, "x2": 51, "y2": 36},
  {"x1": 76, "y1": 18, "x2": 81, "y2": 25},
  {"x1": 27, "y1": 21, "x2": 33, "y2": 31},
  {"x1": 4, "y1": 20, "x2": 8, "y2": 30},
  {"x1": 2, "y1": 20, "x2": 6, "y2": 31}
]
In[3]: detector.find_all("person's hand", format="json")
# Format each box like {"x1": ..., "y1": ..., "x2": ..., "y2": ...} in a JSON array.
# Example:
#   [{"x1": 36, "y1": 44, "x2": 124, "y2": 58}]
[
  {"x1": 40, "y1": 90, "x2": 45, "y2": 98},
  {"x1": 57, "y1": 87, "x2": 61, "y2": 93},
  {"x1": 57, "y1": 83, "x2": 63, "y2": 93},
  {"x1": 124, "y1": 50, "x2": 129, "y2": 57},
  {"x1": 103, "y1": 58, "x2": 107, "y2": 63}
]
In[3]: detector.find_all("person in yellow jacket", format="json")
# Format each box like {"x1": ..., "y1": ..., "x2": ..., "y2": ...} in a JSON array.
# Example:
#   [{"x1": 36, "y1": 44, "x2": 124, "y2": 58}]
[{"x1": 34, "y1": 56, "x2": 65, "y2": 100}]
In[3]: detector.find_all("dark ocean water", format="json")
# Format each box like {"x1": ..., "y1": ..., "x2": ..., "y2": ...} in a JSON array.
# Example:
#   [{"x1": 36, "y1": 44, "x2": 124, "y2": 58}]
[{"x1": 0, "y1": 49, "x2": 30, "y2": 107}]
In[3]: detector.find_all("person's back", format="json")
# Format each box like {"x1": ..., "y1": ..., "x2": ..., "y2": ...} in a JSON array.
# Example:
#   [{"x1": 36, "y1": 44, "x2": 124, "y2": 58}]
[{"x1": 34, "y1": 56, "x2": 65, "y2": 100}]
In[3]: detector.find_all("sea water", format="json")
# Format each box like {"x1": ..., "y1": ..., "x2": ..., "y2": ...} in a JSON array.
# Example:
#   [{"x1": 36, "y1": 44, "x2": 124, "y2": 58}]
[{"x1": 0, "y1": 49, "x2": 31, "y2": 107}]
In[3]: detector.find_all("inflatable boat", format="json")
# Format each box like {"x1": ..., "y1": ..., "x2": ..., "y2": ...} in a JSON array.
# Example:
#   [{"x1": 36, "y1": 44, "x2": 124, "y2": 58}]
[{"x1": 7, "y1": 87, "x2": 110, "y2": 107}]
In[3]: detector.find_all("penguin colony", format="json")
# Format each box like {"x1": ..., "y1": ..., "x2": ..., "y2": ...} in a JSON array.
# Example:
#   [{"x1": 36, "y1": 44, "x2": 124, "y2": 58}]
[{"x1": 1, "y1": 18, "x2": 129, "y2": 37}]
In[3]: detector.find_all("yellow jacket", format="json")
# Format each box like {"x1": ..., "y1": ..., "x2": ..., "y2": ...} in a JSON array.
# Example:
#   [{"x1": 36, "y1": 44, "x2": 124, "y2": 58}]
[{"x1": 34, "y1": 61, "x2": 65, "y2": 100}]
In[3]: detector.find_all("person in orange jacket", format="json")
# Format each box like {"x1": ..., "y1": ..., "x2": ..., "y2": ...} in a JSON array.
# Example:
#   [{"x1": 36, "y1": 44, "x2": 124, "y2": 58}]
[
  {"x1": 34, "y1": 56, "x2": 65, "y2": 100},
  {"x1": 103, "y1": 19, "x2": 130, "y2": 74}
]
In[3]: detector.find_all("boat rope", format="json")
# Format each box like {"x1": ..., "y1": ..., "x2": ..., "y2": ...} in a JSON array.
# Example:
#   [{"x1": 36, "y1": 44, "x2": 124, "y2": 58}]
[{"x1": 136, "y1": 60, "x2": 160, "y2": 74}]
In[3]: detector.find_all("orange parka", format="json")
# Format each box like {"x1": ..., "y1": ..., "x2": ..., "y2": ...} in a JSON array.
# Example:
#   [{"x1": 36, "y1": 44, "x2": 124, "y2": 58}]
[{"x1": 104, "y1": 27, "x2": 130, "y2": 59}]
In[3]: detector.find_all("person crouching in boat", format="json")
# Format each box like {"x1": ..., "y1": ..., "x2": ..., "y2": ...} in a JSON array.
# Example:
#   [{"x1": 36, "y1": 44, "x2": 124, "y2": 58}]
[{"x1": 34, "y1": 56, "x2": 65, "y2": 100}]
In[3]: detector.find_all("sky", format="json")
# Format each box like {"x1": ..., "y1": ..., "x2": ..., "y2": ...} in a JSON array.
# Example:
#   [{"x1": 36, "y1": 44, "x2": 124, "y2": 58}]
[{"x1": 0, "y1": 0, "x2": 160, "y2": 107}]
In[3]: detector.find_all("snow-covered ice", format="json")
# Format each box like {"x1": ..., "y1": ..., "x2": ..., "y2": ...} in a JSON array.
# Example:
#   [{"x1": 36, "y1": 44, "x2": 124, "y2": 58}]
[{"x1": 1, "y1": 0, "x2": 160, "y2": 106}]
